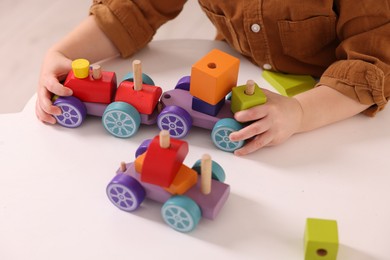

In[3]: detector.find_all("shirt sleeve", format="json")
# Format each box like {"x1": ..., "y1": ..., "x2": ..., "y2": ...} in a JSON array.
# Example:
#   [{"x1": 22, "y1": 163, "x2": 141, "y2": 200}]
[
  {"x1": 317, "y1": 0, "x2": 390, "y2": 116},
  {"x1": 90, "y1": 0, "x2": 186, "y2": 58}
]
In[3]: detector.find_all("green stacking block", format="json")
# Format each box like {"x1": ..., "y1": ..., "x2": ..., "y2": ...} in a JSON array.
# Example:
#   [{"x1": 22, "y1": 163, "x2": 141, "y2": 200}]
[
  {"x1": 304, "y1": 218, "x2": 339, "y2": 260},
  {"x1": 230, "y1": 82, "x2": 267, "y2": 113},
  {"x1": 262, "y1": 70, "x2": 316, "y2": 97}
]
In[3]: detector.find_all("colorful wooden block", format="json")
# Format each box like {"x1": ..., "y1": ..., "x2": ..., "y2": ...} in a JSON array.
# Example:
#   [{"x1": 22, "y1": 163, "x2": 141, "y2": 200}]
[
  {"x1": 190, "y1": 49, "x2": 240, "y2": 105},
  {"x1": 304, "y1": 218, "x2": 339, "y2": 260},
  {"x1": 164, "y1": 164, "x2": 198, "y2": 195},
  {"x1": 141, "y1": 135, "x2": 189, "y2": 187},
  {"x1": 262, "y1": 70, "x2": 316, "y2": 97},
  {"x1": 64, "y1": 60, "x2": 117, "y2": 104},
  {"x1": 192, "y1": 96, "x2": 225, "y2": 116},
  {"x1": 115, "y1": 81, "x2": 162, "y2": 115},
  {"x1": 230, "y1": 80, "x2": 267, "y2": 113}
]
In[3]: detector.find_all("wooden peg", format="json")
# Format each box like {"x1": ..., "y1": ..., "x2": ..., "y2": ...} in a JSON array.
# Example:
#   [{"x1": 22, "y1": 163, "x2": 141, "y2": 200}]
[
  {"x1": 92, "y1": 64, "x2": 102, "y2": 80},
  {"x1": 159, "y1": 130, "x2": 170, "y2": 149},
  {"x1": 120, "y1": 161, "x2": 127, "y2": 172},
  {"x1": 244, "y1": 79, "x2": 255, "y2": 95},
  {"x1": 133, "y1": 60, "x2": 143, "y2": 91},
  {"x1": 201, "y1": 154, "x2": 212, "y2": 195}
]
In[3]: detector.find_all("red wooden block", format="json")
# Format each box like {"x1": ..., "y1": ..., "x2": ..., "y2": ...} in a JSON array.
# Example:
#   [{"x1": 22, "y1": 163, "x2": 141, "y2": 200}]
[
  {"x1": 141, "y1": 135, "x2": 189, "y2": 187},
  {"x1": 115, "y1": 81, "x2": 162, "y2": 115},
  {"x1": 64, "y1": 70, "x2": 117, "y2": 104}
]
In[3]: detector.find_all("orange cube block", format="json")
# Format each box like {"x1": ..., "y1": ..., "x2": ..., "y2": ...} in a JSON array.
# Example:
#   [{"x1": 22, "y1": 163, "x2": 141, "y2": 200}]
[
  {"x1": 190, "y1": 49, "x2": 240, "y2": 105},
  {"x1": 141, "y1": 135, "x2": 188, "y2": 187}
]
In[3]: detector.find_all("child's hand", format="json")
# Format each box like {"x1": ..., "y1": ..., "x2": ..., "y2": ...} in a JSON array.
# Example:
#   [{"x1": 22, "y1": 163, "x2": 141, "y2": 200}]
[
  {"x1": 35, "y1": 50, "x2": 73, "y2": 124},
  {"x1": 229, "y1": 89, "x2": 303, "y2": 156}
]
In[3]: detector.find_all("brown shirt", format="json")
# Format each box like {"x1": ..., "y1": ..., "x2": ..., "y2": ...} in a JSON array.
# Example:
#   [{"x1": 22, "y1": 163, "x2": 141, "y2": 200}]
[{"x1": 90, "y1": 0, "x2": 390, "y2": 116}]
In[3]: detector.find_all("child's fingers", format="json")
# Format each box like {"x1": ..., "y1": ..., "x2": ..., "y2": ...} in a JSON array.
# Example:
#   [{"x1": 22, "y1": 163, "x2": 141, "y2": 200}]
[
  {"x1": 229, "y1": 117, "x2": 271, "y2": 142},
  {"x1": 234, "y1": 104, "x2": 268, "y2": 123},
  {"x1": 37, "y1": 86, "x2": 62, "y2": 115},
  {"x1": 234, "y1": 131, "x2": 274, "y2": 156},
  {"x1": 44, "y1": 76, "x2": 73, "y2": 96},
  {"x1": 35, "y1": 99, "x2": 57, "y2": 124}
]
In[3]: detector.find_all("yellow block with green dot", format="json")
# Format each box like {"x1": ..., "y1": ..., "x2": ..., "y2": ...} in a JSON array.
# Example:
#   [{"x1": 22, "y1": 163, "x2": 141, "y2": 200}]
[
  {"x1": 304, "y1": 218, "x2": 339, "y2": 260},
  {"x1": 262, "y1": 70, "x2": 316, "y2": 97},
  {"x1": 72, "y1": 59, "x2": 90, "y2": 79},
  {"x1": 230, "y1": 82, "x2": 267, "y2": 113}
]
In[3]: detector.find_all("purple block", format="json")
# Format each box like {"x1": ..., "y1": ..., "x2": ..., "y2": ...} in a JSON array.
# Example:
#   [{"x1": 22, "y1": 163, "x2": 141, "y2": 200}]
[
  {"x1": 192, "y1": 96, "x2": 225, "y2": 116},
  {"x1": 175, "y1": 76, "x2": 191, "y2": 91}
]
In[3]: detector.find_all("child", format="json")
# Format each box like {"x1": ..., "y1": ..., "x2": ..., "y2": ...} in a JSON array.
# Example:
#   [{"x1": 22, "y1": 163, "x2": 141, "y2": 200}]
[{"x1": 35, "y1": 0, "x2": 389, "y2": 156}]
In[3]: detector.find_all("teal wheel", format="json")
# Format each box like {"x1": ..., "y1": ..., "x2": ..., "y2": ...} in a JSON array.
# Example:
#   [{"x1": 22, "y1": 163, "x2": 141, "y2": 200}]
[
  {"x1": 192, "y1": 159, "x2": 226, "y2": 182},
  {"x1": 102, "y1": 102, "x2": 141, "y2": 138},
  {"x1": 161, "y1": 196, "x2": 201, "y2": 233},
  {"x1": 211, "y1": 118, "x2": 244, "y2": 152},
  {"x1": 123, "y1": 72, "x2": 155, "y2": 86}
]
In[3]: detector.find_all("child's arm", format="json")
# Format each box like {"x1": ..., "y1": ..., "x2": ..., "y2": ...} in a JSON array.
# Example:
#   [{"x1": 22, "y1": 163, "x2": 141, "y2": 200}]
[
  {"x1": 36, "y1": 16, "x2": 119, "y2": 124},
  {"x1": 230, "y1": 1, "x2": 389, "y2": 156},
  {"x1": 229, "y1": 85, "x2": 370, "y2": 156}
]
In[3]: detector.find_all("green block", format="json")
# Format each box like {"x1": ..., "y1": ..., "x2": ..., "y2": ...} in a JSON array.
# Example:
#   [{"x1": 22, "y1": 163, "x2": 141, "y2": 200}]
[
  {"x1": 262, "y1": 70, "x2": 316, "y2": 97},
  {"x1": 230, "y1": 83, "x2": 267, "y2": 113},
  {"x1": 304, "y1": 218, "x2": 339, "y2": 260}
]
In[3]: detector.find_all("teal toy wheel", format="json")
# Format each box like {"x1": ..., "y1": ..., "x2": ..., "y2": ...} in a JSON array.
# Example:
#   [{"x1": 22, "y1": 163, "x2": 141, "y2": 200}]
[
  {"x1": 161, "y1": 196, "x2": 201, "y2": 233},
  {"x1": 211, "y1": 118, "x2": 244, "y2": 152},
  {"x1": 192, "y1": 159, "x2": 226, "y2": 182},
  {"x1": 102, "y1": 102, "x2": 141, "y2": 138},
  {"x1": 123, "y1": 72, "x2": 155, "y2": 86}
]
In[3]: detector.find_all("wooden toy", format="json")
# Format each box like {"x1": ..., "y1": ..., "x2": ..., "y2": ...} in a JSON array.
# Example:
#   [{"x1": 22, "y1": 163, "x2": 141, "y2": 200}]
[
  {"x1": 192, "y1": 96, "x2": 225, "y2": 116},
  {"x1": 115, "y1": 60, "x2": 163, "y2": 115},
  {"x1": 262, "y1": 70, "x2": 316, "y2": 97},
  {"x1": 141, "y1": 130, "x2": 189, "y2": 187},
  {"x1": 106, "y1": 131, "x2": 230, "y2": 232},
  {"x1": 63, "y1": 59, "x2": 117, "y2": 104},
  {"x1": 304, "y1": 218, "x2": 339, "y2": 260},
  {"x1": 230, "y1": 80, "x2": 267, "y2": 113},
  {"x1": 190, "y1": 49, "x2": 240, "y2": 105},
  {"x1": 54, "y1": 53, "x2": 246, "y2": 153},
  {"x1": 53, "y1": 59, "x2": 161, "y2": 138},
  {"x1": 159, "y1": 84, "x2": 244, "y2": 152}
]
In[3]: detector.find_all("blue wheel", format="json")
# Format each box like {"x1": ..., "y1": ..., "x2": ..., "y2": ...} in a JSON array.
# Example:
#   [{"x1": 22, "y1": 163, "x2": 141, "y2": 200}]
[
  {"x1": 174, "y1": 76, "x2": 191, "y2": 91},
  {"x1": 192, "y1": 159, "x2": 226, "y2": 182},
  {"x1": 123, "y1": 72, "x2": 155, "y2": 86},
  {"x1": 211, "y1": 118, "x2": 244, "y2": 152},
  {"x1": 53, "y1": 96, "x2": 87, "y2": 128},
  {"x1": 107, "y1": 173, "x2": 146, "y2": 212},
  {"x1": 157, "y1": 106, "x2": 192, "y2": 139},
  {"x1": 161, "y1": 196, "x2": 201, "y2": 232},
  {"x1": 102, "y1": 102, "x2": 141, "y2": 138}
]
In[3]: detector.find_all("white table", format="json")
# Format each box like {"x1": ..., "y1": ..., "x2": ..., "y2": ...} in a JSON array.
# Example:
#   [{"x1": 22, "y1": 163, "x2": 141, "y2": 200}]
[{"x1": 1, "y1": 40, "x2": 389, "y2": 260}]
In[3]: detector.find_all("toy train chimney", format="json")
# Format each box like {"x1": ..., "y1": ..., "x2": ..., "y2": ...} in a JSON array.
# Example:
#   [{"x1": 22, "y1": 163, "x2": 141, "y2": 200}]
[
  {"x1": 133, "y1": 60, "x2": 143, "y2": 91},
  {"x1": 92, "y1": 64, "x2": 102, "y2": 80},
  {"x1": 72, "y1": 59, "x2": 90, "y2": 79},
  {"x1": 201, "y1": 154, "x2": 212, "y2": 195},
  {"x1": 159, "y1": 130, "x2": 170, "y2": 149}
]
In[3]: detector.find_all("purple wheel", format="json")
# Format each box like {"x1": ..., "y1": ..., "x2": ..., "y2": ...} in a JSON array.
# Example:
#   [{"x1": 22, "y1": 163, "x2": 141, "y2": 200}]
[
  {"x1": 53, "y1": 96, "x2": 87, "y2": 128},
  {"x1": 106, "y1": 173, "x2": 146, "y2": 212},
  {"x1": 157, "y1": 106, "x2": 192, "y2": 139},
  {"x1": 174, "y1": 76, "x2": 191, "y2": 91},
  {"x1": 135, "y1": 139, "x2": 152, "y2": 158}
]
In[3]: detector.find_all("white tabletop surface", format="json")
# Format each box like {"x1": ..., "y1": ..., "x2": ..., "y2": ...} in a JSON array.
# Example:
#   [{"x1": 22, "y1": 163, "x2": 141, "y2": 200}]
[{"x1": 1, "y1": 40, "x2": 389, "y2": 260}]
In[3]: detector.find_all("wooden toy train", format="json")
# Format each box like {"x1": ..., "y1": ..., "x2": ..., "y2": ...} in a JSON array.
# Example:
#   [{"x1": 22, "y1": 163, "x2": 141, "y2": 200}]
[
  {"x1": 53, "y1": 49, "x2": 267, "y2": 152},
  {"x1": 106, "y1": 130, "x2": 230, "y2": 232}
]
